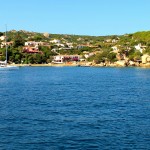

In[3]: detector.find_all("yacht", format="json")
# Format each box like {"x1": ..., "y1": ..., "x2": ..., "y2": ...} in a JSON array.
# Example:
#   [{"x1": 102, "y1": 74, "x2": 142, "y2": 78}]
[{"x1": 0, "y1": 26, "x2": 19, "y2": 70}]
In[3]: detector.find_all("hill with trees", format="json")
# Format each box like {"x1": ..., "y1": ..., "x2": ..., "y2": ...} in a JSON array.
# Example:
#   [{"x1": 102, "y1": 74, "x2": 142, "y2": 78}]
[{"x1": 0, "y1": 30, "x2": 150, "y2": 66}]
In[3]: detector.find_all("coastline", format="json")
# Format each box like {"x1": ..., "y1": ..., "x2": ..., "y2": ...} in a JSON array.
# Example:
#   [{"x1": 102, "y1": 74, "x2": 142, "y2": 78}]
[
  {"x1": 9, "y1": 63, "x2": 79, "y2": 67},
  {"x1": 9, "y1": 62, "x2": 150, "y2": 68}
]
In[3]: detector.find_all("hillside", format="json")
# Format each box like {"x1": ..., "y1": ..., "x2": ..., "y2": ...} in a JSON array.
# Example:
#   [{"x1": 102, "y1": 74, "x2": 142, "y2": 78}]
[{"x1": 0, "y1": 30, "x2": 150, "y2": 66}]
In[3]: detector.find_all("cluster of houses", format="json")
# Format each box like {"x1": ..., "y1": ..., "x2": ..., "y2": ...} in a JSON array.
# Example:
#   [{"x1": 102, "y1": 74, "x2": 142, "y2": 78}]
[
  {"x1": 0, "y1": 34, "x2": 88, "y2": 63},
  {"x1": 110, "y1": 42, "x2": 150, "y2": 65},
  {"x1": 0, "y1": 35, "x2": 13, "y2": 48},
  {"x1": 111, "y1": 43, "x2": 146, "y2": 54},
  {"x1": 23, "y1": 41, "x2": 45, "y2": 54},
  {"x1": 104, "y1": 37, "x2": 120, "y2": 43},
  {"x1": 21, "y1": 38, "x2": 95, "y2": 63},
  {"x1": 22, "y1": 38, "x2": 75, "y2": 54},
  {"x1": 0, "y1": 33, "x2": 150, "y2": 65},
  {"x1": 52, "y1": 55, "x2": 80, "y2": 64}
]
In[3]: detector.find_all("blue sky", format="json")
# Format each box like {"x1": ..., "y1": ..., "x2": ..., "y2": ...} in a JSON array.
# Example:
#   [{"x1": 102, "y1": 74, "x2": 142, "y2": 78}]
[{"x1": 0, "y1": 0, "x2": 150, "y2": 36}]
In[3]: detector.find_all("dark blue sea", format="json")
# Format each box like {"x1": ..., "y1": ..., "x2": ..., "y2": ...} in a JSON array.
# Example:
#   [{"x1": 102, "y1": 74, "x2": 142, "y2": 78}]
[{"x1": 0, "y1": 67, "x2": 150, "y2": 150}]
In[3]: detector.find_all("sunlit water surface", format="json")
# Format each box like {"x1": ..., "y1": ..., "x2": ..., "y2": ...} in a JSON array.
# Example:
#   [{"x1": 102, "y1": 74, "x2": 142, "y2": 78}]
[{"x1": 0, "y1": 67, "x2": 150, "y2": 149}]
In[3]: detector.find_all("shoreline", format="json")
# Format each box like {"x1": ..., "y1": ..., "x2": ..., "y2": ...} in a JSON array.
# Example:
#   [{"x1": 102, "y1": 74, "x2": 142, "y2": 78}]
[{"x1": 9, "y1": 63, "x2": 150, "y2": 68}]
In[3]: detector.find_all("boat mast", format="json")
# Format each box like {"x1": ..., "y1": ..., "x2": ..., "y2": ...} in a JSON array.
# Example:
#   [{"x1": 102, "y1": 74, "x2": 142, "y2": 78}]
[{"x1": 5, "y1": 25, "x2": 7, "y2": 64}]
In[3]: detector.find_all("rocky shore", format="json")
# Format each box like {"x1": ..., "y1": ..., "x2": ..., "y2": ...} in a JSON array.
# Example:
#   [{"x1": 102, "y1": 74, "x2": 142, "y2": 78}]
[{"x1": 10, "y1": 61, "x2": 150, "y2": 68}]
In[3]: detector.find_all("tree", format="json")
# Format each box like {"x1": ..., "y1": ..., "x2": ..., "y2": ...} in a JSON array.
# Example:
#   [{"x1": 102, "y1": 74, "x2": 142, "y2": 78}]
[
  {"x1": 14, "y1": 54, "x2": 22, "y2": 64},
  {"x1": 93, "y1": 53, "x2": 106, "y2": 64},
  {"x1": 35, "y1": 54, "x2": 42, "y2": 64},
  {"x1": 33, "y1": 34, "x2": 43, "y2": 41},
  {"x1": 28, "y1": 55, "x2": 35, "y2": 64},
  {"x1": 107, "y1": 52, "x2": 117, "y2": 62},
  {"x1": 128, "y1": 50, "x2": 142, "y2": 61},
  {"x1": 0, "y1": 32, "x2": 3, "y2": 36},
  {"x1": 143, "y1": 47, "x2": 150, "y2": 55},
  {"x1": 13, "y1": 32, "x2": 25, "y2": 48}
]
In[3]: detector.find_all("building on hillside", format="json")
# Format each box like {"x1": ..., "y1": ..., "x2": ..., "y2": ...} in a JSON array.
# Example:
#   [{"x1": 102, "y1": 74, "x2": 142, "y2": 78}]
[
  {"x1": 52, "y1": 55, "x2": 64, "y2": 63},
  {"x1": 55, "y1": 43, "x2": 65, "y2": 47},
  {"x1": 105, "y1": 39, "x2": 112, "y2": 43},
  {"x1": 112, "y1": 39, "x2": 119, "y2": 43},
  {"x1": 83, "y1": 51, "x2": 95, "y2": 59},
  {"x1": 52, "y1": 55, "x2": 80, "y2": 64},
  {"x1": 134, "y1": 43, "x2": 147, "y2": 53},
  {"x1": 50, "y1": 39, "x2": 61, "y2": 44},
  {"x1": 1, "y1": 41, "x2": 13, "y2": 48},
  {"x1": 66, "y1": 43, "x2": 74, "y2": 48},
  {"x1": 25, "y1": 41, "x2": 51, "y2": 48},
  {"x1": 0, "y1": 36, "x2": 6, "y2": 41},
  {"x1": 25, "y1": 41, "x2": 44, "y2": 48},
  {"x1": 22, "y1": 46, "x2": 42, "y2": 54},
  {"x1": 111, "y1": 46, "x2": 119, "y2": 53}
]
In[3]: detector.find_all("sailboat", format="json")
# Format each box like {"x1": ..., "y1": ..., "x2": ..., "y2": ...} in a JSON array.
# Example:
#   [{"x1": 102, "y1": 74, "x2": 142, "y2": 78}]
[{"x1": 0, "y1": 26, "x2": 19, "y2": 70}]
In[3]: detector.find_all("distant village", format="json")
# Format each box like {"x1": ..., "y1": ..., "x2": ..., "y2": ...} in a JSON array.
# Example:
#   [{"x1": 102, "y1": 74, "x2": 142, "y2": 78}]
[{"x1": 0, "y1": 30, "x2": 150, "y2": 67}]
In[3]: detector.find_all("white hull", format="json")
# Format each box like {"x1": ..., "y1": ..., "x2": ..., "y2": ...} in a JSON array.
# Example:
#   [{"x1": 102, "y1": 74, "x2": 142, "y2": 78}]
[{"x1": 0, "y1": 65, "x2": 19, "y2": 70}]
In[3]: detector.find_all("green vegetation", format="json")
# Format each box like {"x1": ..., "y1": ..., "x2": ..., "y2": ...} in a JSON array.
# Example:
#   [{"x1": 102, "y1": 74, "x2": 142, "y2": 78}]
[{"x1": 0, "y1": 30, "x2": 150, "y2": 64}]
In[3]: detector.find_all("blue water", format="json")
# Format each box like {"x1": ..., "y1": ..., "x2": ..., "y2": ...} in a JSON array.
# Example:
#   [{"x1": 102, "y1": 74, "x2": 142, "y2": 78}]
[{"x1": 0, "y1": 67, "x2": 150, "y2": 150}]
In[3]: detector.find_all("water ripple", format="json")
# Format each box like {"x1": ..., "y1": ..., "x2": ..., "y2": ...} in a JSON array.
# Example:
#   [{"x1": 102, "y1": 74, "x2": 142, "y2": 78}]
[{"x1": 0, "y1": 67, "x2": 150, "y2": 149}]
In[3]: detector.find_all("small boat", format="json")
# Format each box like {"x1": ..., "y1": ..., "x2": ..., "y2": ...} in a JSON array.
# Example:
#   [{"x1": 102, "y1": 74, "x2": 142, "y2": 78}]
[
  {"x1": 0, "y1": 26, "x2": 19, "y2": 70},
  {"x1": 0, "y1": 61, "x2": 18, "y2": 70}
]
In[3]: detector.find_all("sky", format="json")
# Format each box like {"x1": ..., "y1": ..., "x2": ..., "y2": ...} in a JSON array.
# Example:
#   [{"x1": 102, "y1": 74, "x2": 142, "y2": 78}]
[{"x1": 0, "y1": 0, "x2": 150, "y2": 36}]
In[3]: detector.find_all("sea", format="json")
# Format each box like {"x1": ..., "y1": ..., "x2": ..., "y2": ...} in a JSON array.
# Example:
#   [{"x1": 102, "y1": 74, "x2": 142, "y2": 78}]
[{"x1": 0, "y1": 66, "x2": 150, "y2": 150}]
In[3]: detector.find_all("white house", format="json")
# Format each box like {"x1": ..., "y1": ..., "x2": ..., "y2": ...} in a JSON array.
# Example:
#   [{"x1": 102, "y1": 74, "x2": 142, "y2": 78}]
[
  {"x1": 66, "y1": 43, "x2": 74, "y2": 48},
  {"x1": 52, "y1": 55, "x2": 64, "y2": 63},
  {"x1": 50, "y1": 39, "x2": 60, "y2": 44},
  {"x1": 55, "y1": 43, "x2": 65, "y2": 47},
  {"x1": 134, "y1": 43, "x2": 146, "y2": 53},
  {"x1": 0, "y1": 36, "x2": 6, "y2": 41},
  {"x1": 112, "y1": 39, "x2": 118, "y2": 43},
  {"x1": 1, "y1": 41, "x2": 13, "y2": 48},
  {"x1": 52, "y1": 55, "x2": 80, "y2": 63},
  {"x1": 105, "y1": 39, "x2": 112, "y2": 43},
  {"x1": 111, "y1": 46, "x2": 119, "y2": 53},
  {"x1": 25, "y1": 41, "x2": 43, "y2": 48},
  {"x1": 83, "y1": 51, "x2": 95, "y2": 59}
]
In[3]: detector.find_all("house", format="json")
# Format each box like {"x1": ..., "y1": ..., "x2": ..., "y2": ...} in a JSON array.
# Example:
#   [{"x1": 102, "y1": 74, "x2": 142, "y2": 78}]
[
  {"x1": 111, "y1": 46, "x2": 119, "y2": 53},
  {"x1": 1, "y1": 41, "x2": 13, "y2": 48},
  {"x1": 41, "y1": 42, "x2": 51, "y2": 48},
  {"x1": 55, "y1": 43, "x2": 65, "y2": 47},
  {"x1": 112, "y1": 37, "x2": 120, "y2": 43},
  {"x1": 66, "y1": 43, "x2": 74, "y2": 48},
  {"x1": 105, "y1": 39, "x2": 112, "y2": 43},
  {"x1": 112, "y1": 39, "x2": 117, "y2": 43},
  {"x1": 52, "y1": 55, "x2": 80, "y2": 63},
  {"x1": 83, "y1": 51, "x2": 95, "y2": 59},
  {"x1": 25, "y1": 41, "x2": 43, "y2": 48},
  {"x1": 0, "y1": 36, "x2": 6, "y2": 41},
  {"x1": 52, "y1": 55, "x2": 64, "y2": 63},
  {"x1": 134, "y1": 43, "x2": 146, "y2": 53},
  {"x1": 22, "y1": 46, "x2": 42, "y2": 54},
  {"x1": 50, "y1": 39, "x2": 60, "y2": 44}
]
